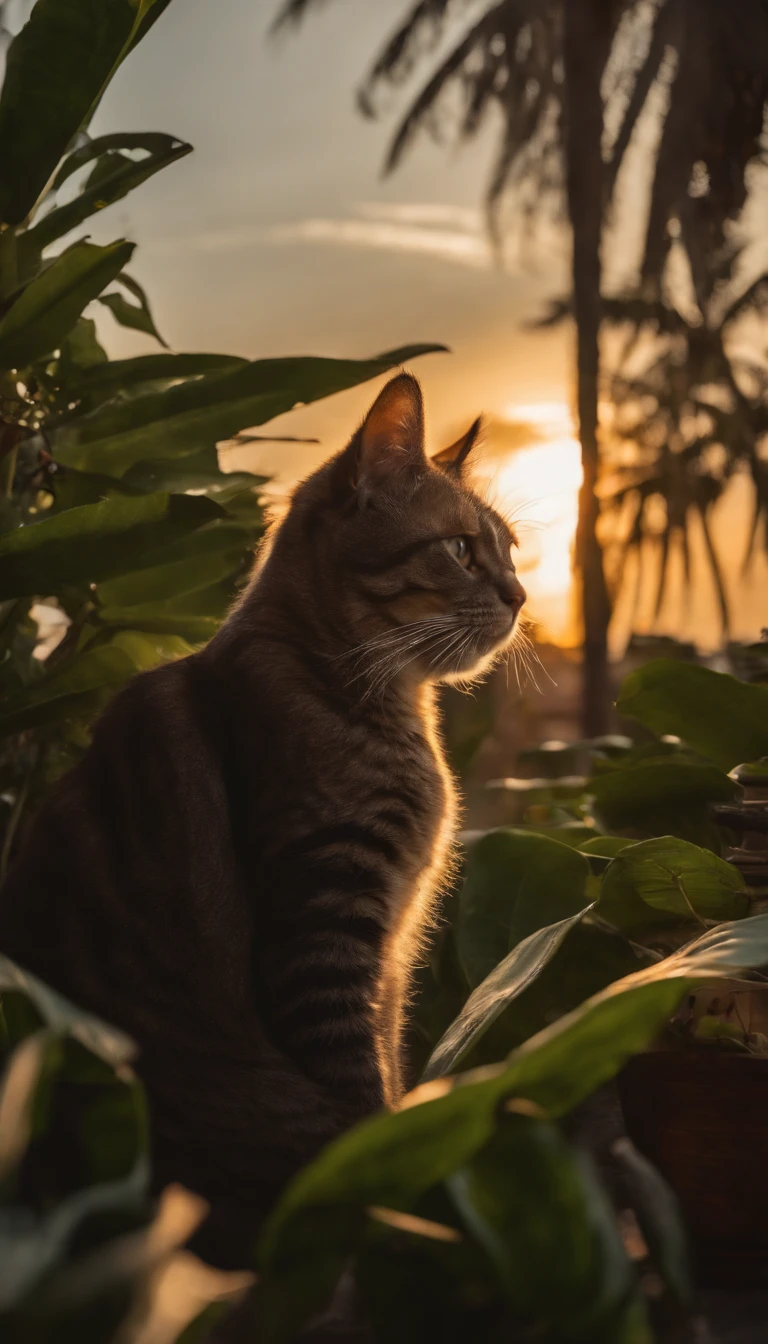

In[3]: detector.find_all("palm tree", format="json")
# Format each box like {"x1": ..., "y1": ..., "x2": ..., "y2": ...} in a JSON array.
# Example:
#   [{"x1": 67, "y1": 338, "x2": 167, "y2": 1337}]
[
  {"x1": 601, "y1": 244, "x2": 768, "y2": 638},
  {"x1": 274, "y1": 0, "x2": 768, "y2": 732}
]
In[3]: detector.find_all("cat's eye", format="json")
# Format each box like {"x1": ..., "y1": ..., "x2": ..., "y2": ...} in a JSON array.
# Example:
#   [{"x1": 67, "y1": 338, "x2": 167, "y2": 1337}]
[{"x1": 446, "y1": 536, "x2": 472, "y2": 567}]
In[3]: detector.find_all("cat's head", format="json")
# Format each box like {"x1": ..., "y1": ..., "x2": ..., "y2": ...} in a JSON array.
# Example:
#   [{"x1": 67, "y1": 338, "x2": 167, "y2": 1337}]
[{"x1": 270, "y1": 372, "x2": 526, "y2": 691}]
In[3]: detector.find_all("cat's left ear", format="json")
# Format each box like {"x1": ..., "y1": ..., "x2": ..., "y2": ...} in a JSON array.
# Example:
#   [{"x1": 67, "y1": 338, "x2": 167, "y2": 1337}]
[
  {"x1": 354, "y1": 372, "x2": 426, "y2": 500},
  {"x1": 432, "y1": 416, "x2": 482, "y2": 475}
]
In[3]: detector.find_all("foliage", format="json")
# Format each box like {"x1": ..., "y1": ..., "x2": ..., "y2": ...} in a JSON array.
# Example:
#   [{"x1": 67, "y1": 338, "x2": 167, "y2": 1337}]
[{"x1": 0, "y1": 955, "x2": 247, "y2": 1341}]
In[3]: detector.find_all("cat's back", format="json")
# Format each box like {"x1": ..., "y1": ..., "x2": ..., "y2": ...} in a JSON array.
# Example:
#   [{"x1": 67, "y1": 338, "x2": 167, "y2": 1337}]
[{"x1": 0, "y1": 653, "x2": 252, "y2": 1035}]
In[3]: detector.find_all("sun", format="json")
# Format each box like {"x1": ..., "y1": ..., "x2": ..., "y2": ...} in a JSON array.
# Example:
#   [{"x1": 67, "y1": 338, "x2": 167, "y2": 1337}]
[{"x1": 478, "y1": 403, "x2": 583, "y2": 645}]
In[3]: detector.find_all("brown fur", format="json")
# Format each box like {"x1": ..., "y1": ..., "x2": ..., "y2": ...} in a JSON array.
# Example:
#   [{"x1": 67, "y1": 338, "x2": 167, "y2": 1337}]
[{"x1": 0, "y1": 374, "x2": 525, "y2": 1263}]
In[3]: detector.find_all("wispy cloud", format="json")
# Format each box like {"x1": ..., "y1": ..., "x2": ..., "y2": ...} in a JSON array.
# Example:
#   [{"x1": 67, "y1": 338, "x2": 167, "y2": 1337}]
[
  {"x1": 159, "y1": 202, "x2": 492, "y2": 270},
  {"x1": 268, "y1": 213, "x2": 491, "y2": 269}
]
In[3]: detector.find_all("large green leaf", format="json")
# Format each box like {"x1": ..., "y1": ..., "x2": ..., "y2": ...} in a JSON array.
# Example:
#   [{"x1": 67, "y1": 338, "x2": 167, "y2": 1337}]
[
  {"x1": 0, "y1": 491, "x2": 223, "y2": 599},
  {"x1": 96, "y1": 587, "x2": 229, "y2": 644},
  {"x1": 618, "y1": 660, "x2": 768, "y2": 771},
  {"x1": 259, "y1": 913, "x2": 768, "y2": 1341},
  {"x1": 68, "y1": 352, "x2": 248, "y2": 402},
  {"x1": 456, "y1": 829, "x2": 591, "y2": 988},
  {"x1": 598, "y1": 836, "x2": 749, "y2": 934},
  {"x1": 52, "y1": 344, "x2": 448, "y2": 475},
  {"x1": 590, "y1": 760, "x2": 738, "y2": 849},
  {"x1": 423, "y1": 908, "x2": 592, "y2": 1080},
  {"x1": 25, "y1": 134, "x2": 192, "y2": 251},
  {"x1": 96, "y1": 545, "x2": 244, "y2": 607},
  {"x1": 0, "y1": 0, "x2": 169, "y2": 224},
  {"x1": 424, "y1": 919, "x2": 654, "y2": 1081},
  {"x1": 448, "y1": 1116, "x2": 649, "y2": 1342},
  {"x1": 0, "y1": 239, "x2": 134, "y2": 371}
]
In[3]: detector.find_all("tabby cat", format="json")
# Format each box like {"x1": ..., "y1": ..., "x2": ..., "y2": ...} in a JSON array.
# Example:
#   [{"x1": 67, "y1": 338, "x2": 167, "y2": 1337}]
[{"x1": 0, "y1": 373, "x2": 525, "y2": 1260}]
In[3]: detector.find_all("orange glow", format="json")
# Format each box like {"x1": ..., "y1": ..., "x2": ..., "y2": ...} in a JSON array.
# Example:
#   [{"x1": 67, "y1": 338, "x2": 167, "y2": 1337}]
[{"x1": 479, "y1": 403, "x2": 582, "y2": 645}]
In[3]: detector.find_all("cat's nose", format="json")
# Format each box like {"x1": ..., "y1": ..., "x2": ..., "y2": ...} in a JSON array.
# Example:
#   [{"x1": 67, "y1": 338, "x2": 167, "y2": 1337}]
[{"x1": 498, "y1": 574, "x2": 526, "y2": 615}]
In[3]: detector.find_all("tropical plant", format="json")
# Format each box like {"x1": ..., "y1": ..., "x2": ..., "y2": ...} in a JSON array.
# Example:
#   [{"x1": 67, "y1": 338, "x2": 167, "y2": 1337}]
[
  {"x1": 599, "y1": 243, "x2": 768, "y2": 637},
  {"x1": 274, "y1": 0, "x2": 768, "y2": 733},
  {"x1": 0, "y1": 0, "x2": 444, "y2": 870}
]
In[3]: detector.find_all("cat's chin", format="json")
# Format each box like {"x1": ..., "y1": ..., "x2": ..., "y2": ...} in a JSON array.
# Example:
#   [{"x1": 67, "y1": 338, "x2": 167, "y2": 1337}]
[{"x1": 429, "y1": 620, "x2": 519, "y2": 686}]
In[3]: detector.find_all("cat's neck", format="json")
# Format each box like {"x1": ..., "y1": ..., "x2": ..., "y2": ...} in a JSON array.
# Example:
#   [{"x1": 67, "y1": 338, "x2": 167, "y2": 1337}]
[{"x1": 212, "y1": 570, "x2": 430, "y2": 724}]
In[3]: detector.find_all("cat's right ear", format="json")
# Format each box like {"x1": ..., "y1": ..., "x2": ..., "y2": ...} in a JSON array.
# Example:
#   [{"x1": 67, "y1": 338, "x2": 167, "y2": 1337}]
[{"x1": 353, "y1": 373, "x2": 426, "y2": 503}]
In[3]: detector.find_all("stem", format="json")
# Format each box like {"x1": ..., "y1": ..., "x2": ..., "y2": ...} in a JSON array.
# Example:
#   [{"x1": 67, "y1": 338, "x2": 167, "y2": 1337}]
[
  {"x1": 0, "y1": 441, "x2": 18, "y2": 498},
  {"x1": 0, "y1": 226, "x2": 18, "y2": 301},
  {"x1": 0, "y1": 760, "x2": 33, "y2": 883}
]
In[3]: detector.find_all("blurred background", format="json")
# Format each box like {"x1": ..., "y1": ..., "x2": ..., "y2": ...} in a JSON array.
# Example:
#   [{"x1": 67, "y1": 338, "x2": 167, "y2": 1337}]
[{"x1": 11, "y1": 0, "x2": 768, "y2": 795}]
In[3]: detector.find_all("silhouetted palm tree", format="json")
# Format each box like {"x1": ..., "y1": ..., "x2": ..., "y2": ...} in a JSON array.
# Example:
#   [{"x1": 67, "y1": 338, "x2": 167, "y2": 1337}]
[
  {"x1": 274, "y1": 0, "x2": 768, "y2": 730},
  {"x1": 601, "y1": 243, "x2": 768, "y2": 638}
]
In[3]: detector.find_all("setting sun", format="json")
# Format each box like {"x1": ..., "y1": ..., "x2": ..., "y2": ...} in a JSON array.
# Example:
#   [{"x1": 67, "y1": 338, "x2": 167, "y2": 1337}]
[{"x1": 479, "y1": 403, "x2": 582, "y2": 644}]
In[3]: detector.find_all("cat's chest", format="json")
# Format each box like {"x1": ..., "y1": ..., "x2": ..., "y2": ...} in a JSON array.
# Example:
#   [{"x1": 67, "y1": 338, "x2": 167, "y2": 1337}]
[{"x1": 256, "y1": 702, "x2": 450, "y2": 873}]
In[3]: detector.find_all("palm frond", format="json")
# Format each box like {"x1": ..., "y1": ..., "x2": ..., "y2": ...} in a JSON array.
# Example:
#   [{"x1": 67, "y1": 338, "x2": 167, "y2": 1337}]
[
  {"x1": 358, "y1": 0, "x2": 470, "y2": 111},
  {"x1": 270, "y1": 0, "x2": 334, "y2": 34}
]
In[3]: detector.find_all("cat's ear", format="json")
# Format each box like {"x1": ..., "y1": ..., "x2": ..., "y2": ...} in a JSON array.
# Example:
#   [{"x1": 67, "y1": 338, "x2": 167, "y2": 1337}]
[
  {"x1": 432, "y1": 416, "x2": 482, "y2": 475},
  {"x1": 354, "y1": 373, "x2": 426, "y2": 499}
]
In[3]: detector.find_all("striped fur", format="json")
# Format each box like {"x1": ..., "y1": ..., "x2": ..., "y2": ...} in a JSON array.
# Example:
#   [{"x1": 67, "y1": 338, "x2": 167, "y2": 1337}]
[{"x1": 0, "y1": 374, "x2": 525, "y2": 1262}]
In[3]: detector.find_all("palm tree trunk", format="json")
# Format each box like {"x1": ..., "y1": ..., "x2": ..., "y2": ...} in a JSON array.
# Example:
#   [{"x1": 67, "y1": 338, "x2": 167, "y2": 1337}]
[{"x1": 563, "y1": 0, "x2": 614, "y2": 737}]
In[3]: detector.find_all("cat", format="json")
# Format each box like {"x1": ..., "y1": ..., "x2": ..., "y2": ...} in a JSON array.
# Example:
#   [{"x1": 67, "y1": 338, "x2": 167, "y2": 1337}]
[{"x1": 0, "y1": 372, "x2": 525, "y2": 1263}]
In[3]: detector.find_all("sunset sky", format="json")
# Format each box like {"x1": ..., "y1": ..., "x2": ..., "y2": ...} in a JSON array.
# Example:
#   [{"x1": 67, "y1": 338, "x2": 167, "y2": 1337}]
[{"x1": 79, "y1": 0, "x2": 766, "y2": 651}]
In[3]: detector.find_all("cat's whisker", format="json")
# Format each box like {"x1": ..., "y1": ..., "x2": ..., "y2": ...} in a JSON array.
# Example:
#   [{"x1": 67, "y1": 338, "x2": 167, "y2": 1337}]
[
  {"x1": 365, "y1": 621, "x2": 465, "y2": 699},
  {"x1": 339, "y1": 617, "x2": 457, "y2": 674},
  {"x1": 354, "y1": 621, "x2": 457, "y2": 691}
]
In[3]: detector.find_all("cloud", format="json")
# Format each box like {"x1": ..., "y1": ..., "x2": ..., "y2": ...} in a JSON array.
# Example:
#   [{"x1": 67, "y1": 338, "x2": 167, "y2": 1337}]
[
  {"x1": 267, "y1": 210, "x2": 491, "y2": 269},
  {"x1": 157, "y1": 202, "x2": 492, "y2": 270},
  {"x1": 356, "y1": 201, "x2": 484, "y2": 231}
]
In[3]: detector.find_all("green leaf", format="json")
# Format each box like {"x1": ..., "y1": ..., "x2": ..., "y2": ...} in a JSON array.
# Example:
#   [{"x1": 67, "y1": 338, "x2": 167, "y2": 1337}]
[
  {"x1": 611, "y1": 1138, "x2": 692, "y2": 1308},
  {"x1": 53, "y1": 344, "x2": 448, "y2": 475},
  {"x1": 579, "y1": 835, "x2": 635, "y2": 875},
  {"x1": 580, "y1": 836, "x2": 634, "y2": 859},
  {"x1": 259, "y1": 913, "x2": 768, "y2": 1342},
  {"x1": 423, "y1": 908, "x2": 592, "y2": 1080},
  {"x1": 448, "y1": 1116, "x2": 647, "y2": 1342},
  {"x1": 456, "y1": 829, "x2": 591, "y2": 988},
  {"x1": 59, "y1": 315, "x2": 108, "y2": 369},
  {"x1": 0, "y1": 953, "x2": 135, "y2": 1066},
  {"x1": 617, "y1": 659, "x2": 768, "y2": 771},
  {"x1": 26, "y1": 133, "x2": 192, "y2": 251},
  {"x1": 106, "y1": 627, "x2": 195, "y2": 671},
  {"x1": 598, "y1": 836, "x2": 749, "y2": 934},
  {"x1": 0, "y1": 239, "x2": 134, "y2": 370},
  {"x1": 68, "y1": 352, "x2": 248, "y2": 401},
  {"x1": 0, "y1": 491, "x2": 223, "y2": 599},
  {"x1": 96, "y1": 545, "x2": 244, "y2": 607},
  {"x1": 47, "y1": 467, "x2": 133, "y2": 514},
  {"x1": 96, "y1": 591, "x2": 227, "y2": 644},
  {"x1": 424, "y1": 920, "x2": 653, "y2": 1081},
  {"x1": 590, "y1": 760, "x2": 738, "y2": 849},
  {"x1": 97, "y1": 272, "x2": 168, "y2": 348},
  {"x1": 0, "y1": 645, "x2": 134, "y2": 734},
  {"x1": 0, "y1": 0, "x2": 167, "y2": 224}
]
